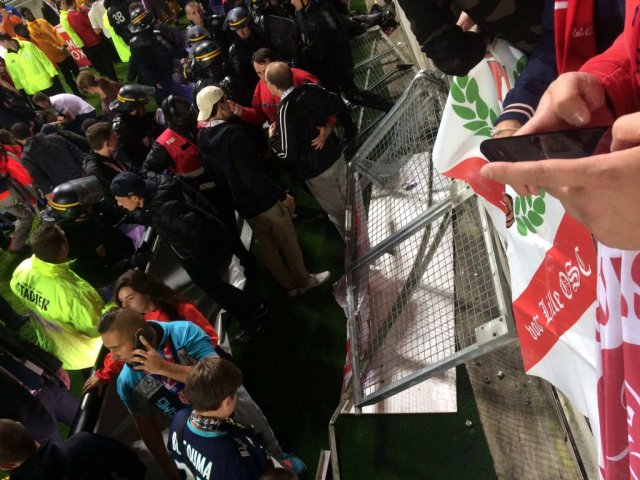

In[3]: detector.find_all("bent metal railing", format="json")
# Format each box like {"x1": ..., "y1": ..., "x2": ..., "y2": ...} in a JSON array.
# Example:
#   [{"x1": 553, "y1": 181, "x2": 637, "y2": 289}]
[{"x1": 344, "y1": 71, "x2": 517, "y2": 409}]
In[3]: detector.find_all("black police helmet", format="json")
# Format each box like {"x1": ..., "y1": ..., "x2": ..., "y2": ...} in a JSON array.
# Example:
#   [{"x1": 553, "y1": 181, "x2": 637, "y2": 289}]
[
  {"x1": 161, "y1": 95, "x2": 196, "y2": 129},
  {"x1": 186, "y1": 24, "x2": 210, "y2": 45},
  {"x1": 109, "y1": 84, "x2": 150, "y2": 113},
  {"x1": 48, "y1": 177, "x2": 105, "y2": 220},
  {"x1": 129, "y1": 6, "x2": 152, "y2": 34},
  {"x1": 193, "y1": 40, "x2": 224, "y2": 69},
  {"x1": 224, "y1": 6, "x2": 249, "y2": 31}
]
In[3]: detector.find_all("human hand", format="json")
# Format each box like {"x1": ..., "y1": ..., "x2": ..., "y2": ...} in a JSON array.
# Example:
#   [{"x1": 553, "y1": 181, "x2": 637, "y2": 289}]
[
  {"x1": 56, "y1": 367, "x2": 71, "y2": 389},
  {"x1": 226, "y1": 99, "x2": 243, "y2": 116},
  {"x1": 132, "y1": 335, "x2": 164, "y2": 374},
  {"x1": 268, "y1": 122, "x2": 277, "y2": 137},
  {"x1": 457, "y1": 11, "x2": 476, "y2": 32},
  {"x1": 518, "y1": 72, "x2": 613, "y2": 136},
  {"x1": 611, "y1": 111, "x2": 640, "y2": 151},
  {"x1": 311, "y1": 124, "x2": 333, "y2": 150},
  {"x1": 480, "y1": 142, "x2": 640, "y2": 249},
  {"x1": 82, "y1": 373, "x2": 108, "y2": 395},
  {"x1": 283, "y1": 194, "x2": 295, "y2": 215}
]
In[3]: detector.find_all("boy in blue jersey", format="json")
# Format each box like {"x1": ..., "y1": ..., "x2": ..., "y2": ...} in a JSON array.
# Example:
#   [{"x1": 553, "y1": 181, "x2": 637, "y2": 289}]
[
  {"x1": 98, "y1": 308, "x2": 290, "y2": 480},
  {"x1": 169, "y1": 357, "x2": 275, "y2": 480}
]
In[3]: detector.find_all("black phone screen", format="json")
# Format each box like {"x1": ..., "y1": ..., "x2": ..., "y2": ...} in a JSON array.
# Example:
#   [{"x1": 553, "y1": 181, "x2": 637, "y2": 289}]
[{"x1": 480, "y1": 127, "x2": 611, "y2": 162}]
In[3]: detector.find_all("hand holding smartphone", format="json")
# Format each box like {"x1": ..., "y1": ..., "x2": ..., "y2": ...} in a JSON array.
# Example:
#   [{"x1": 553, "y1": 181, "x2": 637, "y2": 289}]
[
  {"x1": 131, "y1": 328, "x2": 151, "y2": 367},
  {"x1": 480, "y1": 127, "x2": 611, "y2": 162}
]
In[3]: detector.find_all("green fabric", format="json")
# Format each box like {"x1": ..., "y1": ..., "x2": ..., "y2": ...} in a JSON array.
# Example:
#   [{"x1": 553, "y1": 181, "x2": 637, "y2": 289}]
[
  {"x1": 102, "y1": 12, "x2": 130, "y2": 62},
  {"x1": 3, "y1": 40, "x2": 58, "y2": 94},
  {"x1": 60, "y1": 10, "x2": 84, "y2": 48},
  {"x1": 10, "y1": 255, "x2": 104, "y2": 370}
]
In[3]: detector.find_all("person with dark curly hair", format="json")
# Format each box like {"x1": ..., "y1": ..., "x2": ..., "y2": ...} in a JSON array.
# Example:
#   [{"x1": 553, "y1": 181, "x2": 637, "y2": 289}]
[{"x1": 83, "y1": 268, "x2": 219, "y2": 394}]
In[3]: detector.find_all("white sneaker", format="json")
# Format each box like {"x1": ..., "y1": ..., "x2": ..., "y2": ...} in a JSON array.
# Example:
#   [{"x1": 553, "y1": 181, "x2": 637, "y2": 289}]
[{"x1": 299, "y1": 271, "x2": 330, "y2": 294}]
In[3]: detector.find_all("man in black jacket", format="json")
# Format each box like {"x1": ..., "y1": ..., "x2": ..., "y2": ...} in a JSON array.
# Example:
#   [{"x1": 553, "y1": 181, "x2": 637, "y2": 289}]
[
  {"x1": 267, "y1": 62, "x2": 348, "y2": 239},
  {"x1": 143, "y1": 95, "x2": 256, "y2": 278},
  {"x1": 197, "y1": 85, "x2": 329, "y2": 296},
  {"x1": 110, "y1": 171, "x2": 267, "y2": 342},
  {"x1": 292, "y1": 0, "x2": 393, "y2": 126},
  {"x1": 0, "y1": 419, "x2": 146, "y2": 480},
  {"x1": 84, "y1": 122, "x2": 131, "y2": 194},
  {"x1": 12, "y1": 122, "x2": 85, "y2": 199}
]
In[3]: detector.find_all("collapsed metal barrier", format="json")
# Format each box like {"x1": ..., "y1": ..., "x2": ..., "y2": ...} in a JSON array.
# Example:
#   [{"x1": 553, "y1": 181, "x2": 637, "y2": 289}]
[
  {"x1": 350, "y1": 26, "x2": 417, "y2": 141},
  {"x1": 344, "y1": 71, "x2": 517, "y2": 409}
]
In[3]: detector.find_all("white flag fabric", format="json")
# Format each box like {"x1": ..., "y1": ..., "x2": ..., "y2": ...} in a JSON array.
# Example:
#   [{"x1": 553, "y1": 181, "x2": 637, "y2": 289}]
[{"x1": 432, "y1": 40, "x2": 599, "y2": 440}]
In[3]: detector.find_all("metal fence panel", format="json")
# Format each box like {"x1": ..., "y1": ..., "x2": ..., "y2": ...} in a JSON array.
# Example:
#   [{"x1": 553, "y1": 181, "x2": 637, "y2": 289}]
[
  {"x1": 345, "y1": 71, "x2": 516, "y2": 408},
  {"x1": 349, "y1": 27, "x2": 417, "y2": 140}
]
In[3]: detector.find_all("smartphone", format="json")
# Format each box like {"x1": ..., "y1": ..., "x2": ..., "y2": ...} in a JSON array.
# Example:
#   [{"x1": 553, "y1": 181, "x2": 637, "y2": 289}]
[
  {"x1": 480, "y1": 127, "x2": 611, "y2": 162},
  {"x1": 131, "y1": 328, "x2": 151, "y2": 367}
]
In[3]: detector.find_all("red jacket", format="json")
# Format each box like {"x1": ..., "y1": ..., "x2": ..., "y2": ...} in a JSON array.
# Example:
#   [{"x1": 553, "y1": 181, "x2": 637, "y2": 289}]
[
  {"x1": 239, "y1": 67, "x2": 320, "y2": 125},
  {"x1": 580, "y1": 0, "x2": 640, "y2": 117},
  {"x1": 95, "y1": 303, "x2": 219, "y2": 381},
  {"x1": 67, "y1": 9, "x2": 101, "y2": 47}
]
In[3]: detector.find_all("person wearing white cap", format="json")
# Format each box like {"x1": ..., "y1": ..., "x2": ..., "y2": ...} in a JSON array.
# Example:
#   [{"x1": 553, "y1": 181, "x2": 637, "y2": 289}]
[{"x1": 196, "y1": 86, "x2": 330, "y2": 297}]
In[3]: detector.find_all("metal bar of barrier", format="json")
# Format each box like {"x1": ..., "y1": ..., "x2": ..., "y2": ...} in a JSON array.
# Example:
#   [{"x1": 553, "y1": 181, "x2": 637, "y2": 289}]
[
  {"x1": 358, "y1": 323, "x2": 516, "y2": 407},
  {"x1": 350, "y1": 197, "x2": 451, "y2": 271},
  {"x1": 360, "y1": 210, "x2": 452, "y2": 371}
]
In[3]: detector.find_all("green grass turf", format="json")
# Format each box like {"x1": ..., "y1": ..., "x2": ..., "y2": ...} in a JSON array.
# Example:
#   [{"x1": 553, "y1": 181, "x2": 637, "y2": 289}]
[{"x1": 335, "y1": 366, "x2": 497, "y2": 480}]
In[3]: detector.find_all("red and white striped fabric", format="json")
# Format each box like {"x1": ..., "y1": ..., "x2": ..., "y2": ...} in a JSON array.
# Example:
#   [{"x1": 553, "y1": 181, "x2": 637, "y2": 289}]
[{"x1": 432, "y1": 39, "x2": 600, "y2": 437}]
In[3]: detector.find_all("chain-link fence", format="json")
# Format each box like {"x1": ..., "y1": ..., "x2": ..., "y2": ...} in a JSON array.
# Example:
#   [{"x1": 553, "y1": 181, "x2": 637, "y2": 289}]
[
  {"x1": 345, "y1": 71, "x2": 516, "y2": 409},
  {"x1": 349, "y1": 26, "x2": 417, "y2": 141}
]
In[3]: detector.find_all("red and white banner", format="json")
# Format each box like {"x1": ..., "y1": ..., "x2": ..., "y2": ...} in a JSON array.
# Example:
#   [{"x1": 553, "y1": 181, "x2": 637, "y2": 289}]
[
  {"x1": 432, "y1": 39, "x2": 600, "y2": 440},
  {"x1": 55, "y1": 24, "x2": 91, "y2": 68}
]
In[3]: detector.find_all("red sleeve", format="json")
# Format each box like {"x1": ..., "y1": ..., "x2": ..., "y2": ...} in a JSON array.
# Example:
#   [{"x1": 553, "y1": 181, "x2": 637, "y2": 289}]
[
  {"x1": 292, "y1": 67, "x2": 319, "y2": 86},
  {"x1": 94, "y1": 352, "x2": 124, "y2": 382},
  {"x1": 240, "y1": 82, "x2": 269, "y2": 126},
  {"x1": 580, "y1": 32, "x2": 637, "y2": 117},
  {"x1": 178, "y1": 303, "x2": 219, "y2": 346},
  {"x1": 6, "y1": 155, "x2": 33, "y2": 187},
  {"x1": 579, "y1": 0, "x2": 640, "y2": 117}
]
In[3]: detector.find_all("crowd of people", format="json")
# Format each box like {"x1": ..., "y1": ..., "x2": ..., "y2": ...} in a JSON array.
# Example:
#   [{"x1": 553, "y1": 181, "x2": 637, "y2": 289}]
[
  {"x1": 1, "y1": 0, "x2": 638, "y2": 477},
  {"x1": 0, "y1": 0, "x2": 398, "y2": 478}
]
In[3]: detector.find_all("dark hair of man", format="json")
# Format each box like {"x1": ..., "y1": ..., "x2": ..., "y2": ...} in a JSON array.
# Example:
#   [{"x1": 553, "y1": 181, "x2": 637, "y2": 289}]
[
  {"x1": 251, "y1": 47, "x2": 277, "y2": 65},
  {"x1": 10, "y1": 123, "x2": 31, "y2": 141},
  {"x1": 0, "y1": 129, "x2": 14, "y2": 145},
  {"x1": 0, "y1": 33, "x2": 14, "y2": 43},
  {"x1": 185, "y1": 0, "x2": 200, "y2": 10},
  {"x1": 13, "y1": 23, "x2": 29, "y2": 38},
  {"x1": 0, "y1": 2, "x2": 6, "y2": 9},
  {"x1": 86, "y1": 122, "x2": 113, "y2": 151},
  {"x1": 97, "y1": 307, "x2": 149, "y2": 336},
  {"x1": 260, "y1": 467, "x2": 299, "y2": 480},
  {"x1": 82, "y1": 118, "x2": 97, "y2": 133},
  {"x1": 19, "y1": 7, "x2": 31, "y2": 16},
  {"x1": 32, "y1": 92, "x2": 49, "y2": 105},
  {"x1": 185, "y1": 358, "x2": 243, "y2": 412},
  {"x1": 40, "y1": 111, "x2": 58, "y2": 124},
  {"x1": 264, "y1": 62, "x2": 293, "y2": 91},
  {"x1": 128, "y1": 1, "x2": 144, "y2": 13},
  {"x1": 30, "y1": 223, "x2": 66, "y2": 263},
  {"x1": 0, "y1": 419, "x2": 37, "y2": 466},
  {"x1": 114, "y1": 269, "x2": 187, "y2": 321}
]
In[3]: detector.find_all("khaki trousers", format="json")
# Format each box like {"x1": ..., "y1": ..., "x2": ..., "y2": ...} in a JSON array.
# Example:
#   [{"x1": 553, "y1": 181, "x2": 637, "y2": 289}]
[
  {"x1": 247, "y1": 201, "x2": 310, "y2": 290},
  {"x1": 305, "y1": 154, "x2": 347, "y2": 239}
]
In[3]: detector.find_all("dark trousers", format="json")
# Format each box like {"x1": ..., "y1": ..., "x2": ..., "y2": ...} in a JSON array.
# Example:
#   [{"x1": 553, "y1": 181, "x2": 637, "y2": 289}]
[
  {"x1": 181, "y1": 260, "x2": 261, "y2": 332},
  {"x1": 83, "y1": 42, "x2": 118, "y2": 80},
  {"x1": 201, "y1": 187, "x2": 257, "y2": 281},
  {"x1": 40, "y1": 75, "x2": 66, "y2": 96},
  {"x1": 64, "y1": 110, "x2": 97, "y2": 135},
  {"x1": 58, "y1": 55, "x2": 82, "y2": 96}
]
